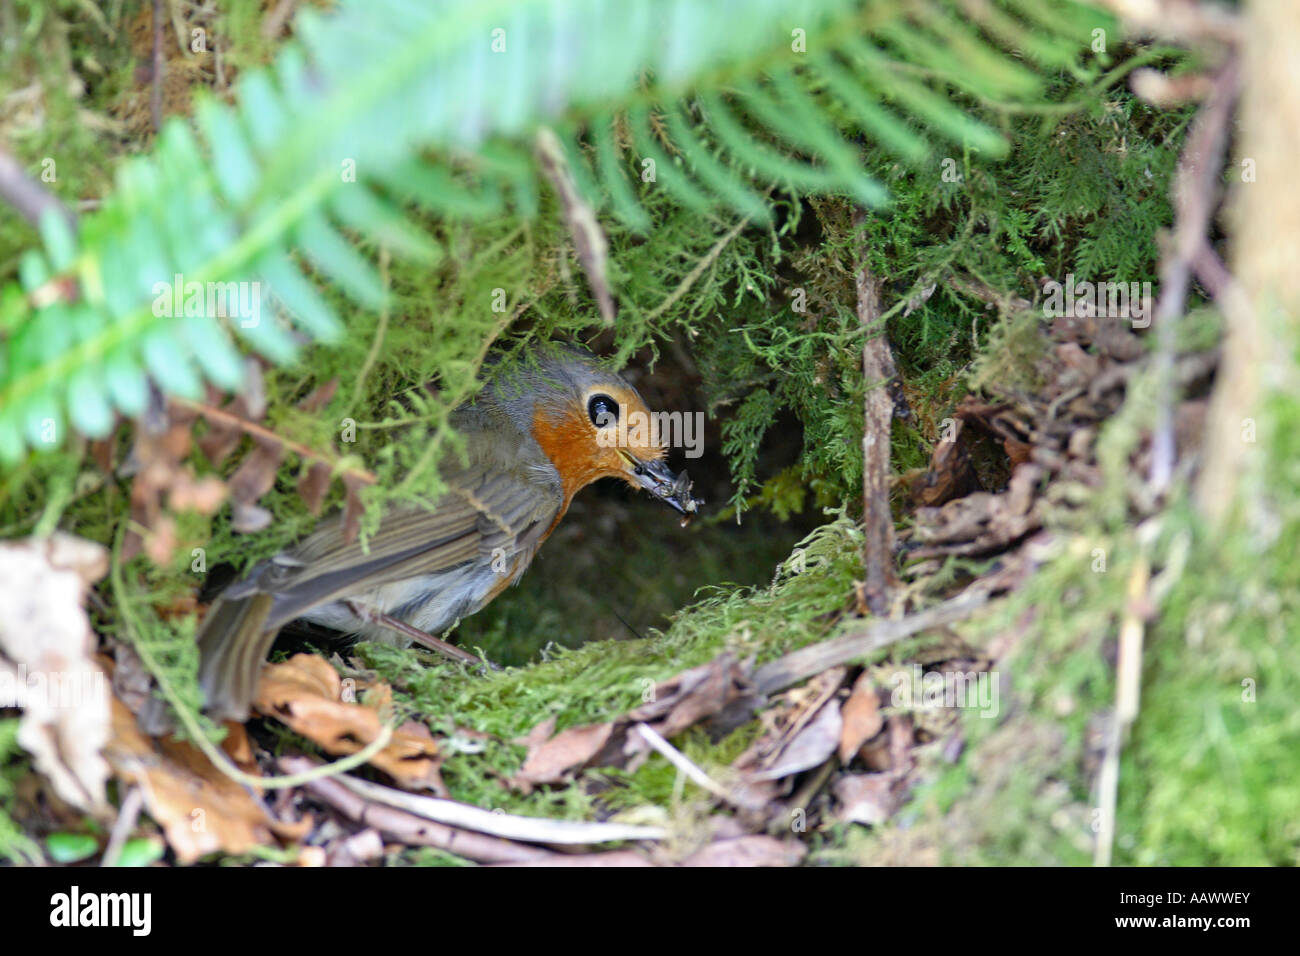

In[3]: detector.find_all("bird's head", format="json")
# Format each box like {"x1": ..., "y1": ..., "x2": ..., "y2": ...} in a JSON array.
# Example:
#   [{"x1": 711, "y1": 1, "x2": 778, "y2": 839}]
[{"x1": 488, "y1": 345, "x2": 701, "y2": 518}]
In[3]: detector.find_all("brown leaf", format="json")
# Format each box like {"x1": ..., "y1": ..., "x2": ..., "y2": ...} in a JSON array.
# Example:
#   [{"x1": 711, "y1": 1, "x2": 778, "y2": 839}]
[
  {"x1": 341, "y1": 472, "x2": 368, "y2": 544},
  {"x1": 167, "y1": 473, "x2": 228, "y2": 514},
  {"x1": 512, "y1": 722, "x2": 614, "y2": 790},
  {"x1": 838, "y1": 673, "x2": 884, "y2": 763},
  {"x1": 105, "y1": 698, "x2": 307, "y2": 863},
  {"x1": 253, "y1": 654, "x2": 444, "y2": 792},
  {"x1": 888, "y1": 715, "x2": 916, "y2": 775},
  {"x1": 833, "y1": 773, "x2": 898, "y2": 826},
  {"x1": 751, "y1": 696, "x2": 842, "y2": 781},
  {"x1": 679, "y1": 835, "x2": 807, "y2": 867},
  {"x1": 0, "y1": 535, "x2": 111, "y2": 814},
  {"x1": 197, "y1": 364, "x2": 265, "y2": 466},
  {"x1": 908, "y1": 417, "x2": 983, "y2": 508},
  {"x1": 298, "y1": 378, "x2": 339, "y2": 413},
  {"x1": 507, "y1": 655, "x2": 758, "y2": 791},
  {"x1": 228, "y1": 438, "x2": 284, "y2": 533},
  {"x1": 627, "y1": 653, "x2": 751, "y2": 739},
  {"x1": 297, "y1": 461, "x2": 333, "y2": 515}
]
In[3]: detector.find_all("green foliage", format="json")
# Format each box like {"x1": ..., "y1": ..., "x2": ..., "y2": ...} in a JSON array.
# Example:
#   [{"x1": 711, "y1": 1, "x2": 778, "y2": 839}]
[
  {"x1": 0, "y1": 0, "x2": 1114, "y2": 467},
  {"x1": 355, "y1": 515, "x2": 863, "y2": 814},
  {"x1": 0, "y1": 719, "x2": 41, "y2": 864},
  {"x1": 8, "y1": 0, "x2": 1268, "y2": 869}
]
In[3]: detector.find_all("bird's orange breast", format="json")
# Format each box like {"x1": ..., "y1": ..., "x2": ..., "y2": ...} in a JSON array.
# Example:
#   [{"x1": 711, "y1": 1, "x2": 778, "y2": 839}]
[{"x1": 530, "y1": 406, "x2": 612, "y2": 506}]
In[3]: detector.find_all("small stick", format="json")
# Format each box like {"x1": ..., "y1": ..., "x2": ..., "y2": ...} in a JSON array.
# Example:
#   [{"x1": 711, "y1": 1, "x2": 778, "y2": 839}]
[
  {"x1": 281, "y1": 758, "x2": 551, "y2": 864},
  {"x1": 100, "y1": 785, "x2": 145, "y2": 867},
  {"x1": 331, "y1": 768, "x2": 667, "y2": 845},
  {"x1": 753, "y1": 590, "x2": 987, "y2": 696},
  {"x1": 633, "y1": 723, "x2": 738, "y2": 806},
  {"x1": 1094, "y1": 554, "x2": 1151, "y2": 867},
  {"x1": 0, "y1": 146, "x2": 75, "y2": 231},
  {"x1": 852, "y1": 208, "x2": 901, "y2": 615},
  {"x1": 151, "y1": 0, "x2": 164, "y2": 133},
  {"x1": 169, "y1": 394, "x2": 376, "y2": 486},
  {"x1": 1146, "y1": 58, "x2": 1239, "y2": 495}
]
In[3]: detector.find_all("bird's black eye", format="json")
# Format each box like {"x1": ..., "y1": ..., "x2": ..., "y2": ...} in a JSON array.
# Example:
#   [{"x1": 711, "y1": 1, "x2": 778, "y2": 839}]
[{"x1": 588, "y1": 393, "x2": 619, "y2": 428}]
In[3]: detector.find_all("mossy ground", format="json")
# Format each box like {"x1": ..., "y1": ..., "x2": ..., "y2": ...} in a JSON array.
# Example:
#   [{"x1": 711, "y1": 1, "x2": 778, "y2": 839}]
[{"x1": 1, "y1": 2, "x2": 1293, "y2": 867}]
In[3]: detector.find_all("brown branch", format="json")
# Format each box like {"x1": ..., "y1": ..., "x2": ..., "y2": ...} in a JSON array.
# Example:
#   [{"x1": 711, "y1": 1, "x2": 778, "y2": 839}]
[
  {"x1": 279, "y1": 757, "x2": 551, "y2": 864},
  {"x1": 753, "y1": 589, "x2": 987, "y2": 696},
  {"x1": 0, "y1": 146, "x2": 75, "y2": 232},
  {"x1": 1146, "y1": 58, "x2": 1239, "y2": 495},
  {"x1": 852, "y1": 209, "x2": 900, "y2": 615},
  {"x1": 151, "y1": 0, "x2": 165, "y2": 133},
  {"x1": 168, "y1": 395, "x2": 377, "y2": 485},
  {"x1": 535, "y1": 126, "x2": 615, "y2": 325}
]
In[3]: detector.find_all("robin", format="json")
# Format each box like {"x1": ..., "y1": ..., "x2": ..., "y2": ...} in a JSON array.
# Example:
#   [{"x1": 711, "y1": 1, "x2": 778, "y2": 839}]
[{"x1": 144, "y1": 344, "x2": 701, "y2": 730}]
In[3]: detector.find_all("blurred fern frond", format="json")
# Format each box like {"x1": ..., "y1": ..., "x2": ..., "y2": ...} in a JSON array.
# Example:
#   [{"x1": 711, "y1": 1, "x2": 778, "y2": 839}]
[{"x1": 0, "y1": 0, "x2": 1112, "y2": 461}]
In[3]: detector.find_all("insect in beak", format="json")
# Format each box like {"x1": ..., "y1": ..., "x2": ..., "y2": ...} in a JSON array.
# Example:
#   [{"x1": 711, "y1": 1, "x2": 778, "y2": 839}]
[{"x1": 620, "y1": 452, "x2": 704, "y2": 525}]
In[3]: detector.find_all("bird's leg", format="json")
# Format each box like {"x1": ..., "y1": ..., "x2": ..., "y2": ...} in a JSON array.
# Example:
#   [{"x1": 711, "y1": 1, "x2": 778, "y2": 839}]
[{"x1": 344, "y1": 600, "x2": 497, "y2": 671}]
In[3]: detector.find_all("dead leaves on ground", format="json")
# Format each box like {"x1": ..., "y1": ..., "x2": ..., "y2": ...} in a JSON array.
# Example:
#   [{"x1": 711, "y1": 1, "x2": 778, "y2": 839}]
[
  {"x1": 253, "y1": 654, "x2": 445, "y2": 793},
  {"x1": 505, "y1": 648, "x2": 988, "y2": 858},
  {"x1": 511, "y1": 654, "x2": 755, "y2": 791},
  {"x1": 118, "y1": 368, "x2": 369, "y2": 562},
  {"x1": 104, "y1": 697, "x2": 310, "y2": 864},
  {"x1": 902, "y1": 307, "x2": 1215, "y2": 565},
  {"x1": 0, "y1": 533, "x2": 112, "y2": 815}
]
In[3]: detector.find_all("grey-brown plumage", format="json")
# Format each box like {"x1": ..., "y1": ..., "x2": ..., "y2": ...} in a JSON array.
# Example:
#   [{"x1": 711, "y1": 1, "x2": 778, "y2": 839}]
[{"x1": 140, "y1": 346, "x2": 700, "y2": 732}]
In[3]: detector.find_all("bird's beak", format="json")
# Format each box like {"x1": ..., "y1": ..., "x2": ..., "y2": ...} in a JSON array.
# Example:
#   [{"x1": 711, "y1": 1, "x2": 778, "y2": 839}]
[{"x1": 619, "y1": 451, "x2": 703, "y2": 520}]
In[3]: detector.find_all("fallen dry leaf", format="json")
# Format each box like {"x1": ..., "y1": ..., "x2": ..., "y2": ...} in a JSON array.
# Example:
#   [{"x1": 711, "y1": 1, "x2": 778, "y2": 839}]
[
  {"x1": 679, "y1": 835, "x2": 807, "y2": 867},
  {"x1": 254, "y1": 654, "x2": 445, "y2": 791},
  {"x1": 734, "y1": 668, "x2": 846, "y2": 785},
  {"x1": 227, "y1": 437, "x2": 283, "y2": 533},
  {"x1": 833, "y1": 773, "x2": 898, "y2": 826},
  {"x1": 626, "y1": 653, "x2": 754, "y2": 739},
  {"x1": 0, "y1": 533, "x2": 111, "y2": 814},
  {"x1": 839, "y1": 673, "x2": 884, "y2": 763},
  {"x1": 750, "y1": 695, "x2": 842, "y2": 781},
  {"x1": 512, "y1": 721, "x2": 614, "y2": 790},
  {"x1": 105, "y1": 697, "x2": 308, "y2": 863},
  {"x1": 508, "y1": 654, "x2": 756, "y2": 790}
]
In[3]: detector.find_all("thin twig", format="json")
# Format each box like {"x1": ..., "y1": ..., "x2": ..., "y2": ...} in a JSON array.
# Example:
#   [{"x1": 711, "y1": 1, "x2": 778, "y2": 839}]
[
  {"x1": 0, "y1": 146, "x2": 76, "y2": 232},
  {"x1": 332, "y1": 769, "x2": 667, "y2": 845},
  {"x1": 282, "y1": 758, "x2": 551, "y2": 864},
  {"x1": 1095, "y1": 553, "x2": 1150, "y2": 867},
  {"x1": 150, "y1": 0, "x2": 164, "y2": 133},
  {"x1": 262, "y1": 0, "x2": 301, "y2": 40},
  {"x1": 645, "y1": 215, "x2": 751, "y2": 322},
  {"x1": 853, "y1": 208, "x2": 900, "y2": 615},
  {"x1": 753, "y1": 590, "x2": 988, "y2": 696},
  {"x1": 633, "y1": 723, "x2": 738, "y2": 805},
  {"x1": 100, "y1": 785, "x2": 145, "y2": 867},
  {"x1": 1147, "y1": 58, "x2": 1239, "y2": 494},
  {"x1": 535, "y1": 127, "x2": 615, "y2": 324},
  {"x1": 168, "y1": 395, "x2": 376, "y2": 485}
]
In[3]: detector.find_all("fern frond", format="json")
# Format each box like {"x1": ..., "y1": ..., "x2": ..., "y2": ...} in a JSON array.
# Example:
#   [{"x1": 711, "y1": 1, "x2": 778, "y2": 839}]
[{"x1": 0, "y1": 0, "x2": 1115, "y2": 461}]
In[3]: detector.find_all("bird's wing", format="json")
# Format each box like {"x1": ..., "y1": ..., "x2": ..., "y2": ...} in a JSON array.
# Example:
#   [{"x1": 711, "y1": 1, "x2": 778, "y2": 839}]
[{"x1": 224, "y1": 457, "x2": 563, "y2": 630}]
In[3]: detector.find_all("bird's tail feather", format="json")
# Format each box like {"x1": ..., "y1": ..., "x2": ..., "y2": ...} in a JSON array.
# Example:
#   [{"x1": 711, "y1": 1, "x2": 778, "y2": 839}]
[{"x1": 138, "y1": 592, "x2": 276, "y2": 734}]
